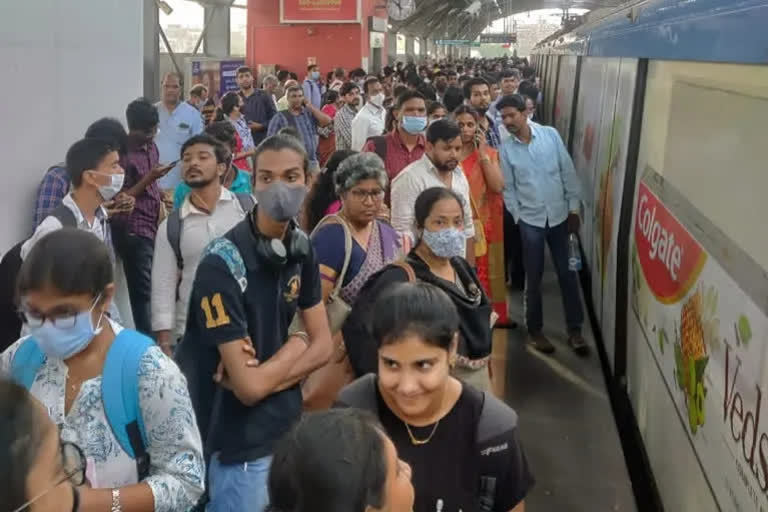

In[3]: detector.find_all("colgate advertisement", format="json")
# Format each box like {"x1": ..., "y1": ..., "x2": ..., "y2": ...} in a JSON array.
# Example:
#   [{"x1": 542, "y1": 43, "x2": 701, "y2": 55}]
[
  {"x1": 630, "y1": 170, "x2": 768, "y2": 511},
  {"x1": 634, "y1": 182, "x2": 707, "y2": 304}
]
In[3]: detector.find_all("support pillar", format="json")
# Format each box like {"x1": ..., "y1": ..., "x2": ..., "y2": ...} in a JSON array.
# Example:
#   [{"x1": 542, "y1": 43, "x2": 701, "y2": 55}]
[
  {"x1": 143, "y1": 0, "x2": 160, "y2": 100},
  {"x1": 203, "y1": 6, "x2": 231, "y2": 58},
  {"x1": 405, "y1": 36, "x2": 415, "y2": 62}
]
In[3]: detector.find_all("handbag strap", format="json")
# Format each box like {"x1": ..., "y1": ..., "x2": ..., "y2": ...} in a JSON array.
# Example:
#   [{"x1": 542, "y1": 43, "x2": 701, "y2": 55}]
[
  {"x1": 391, "y1": 260, "x2": 416, "y2": 282},
  {"x1": 311, "y1": 214, "x2": 353, "y2": 298}
]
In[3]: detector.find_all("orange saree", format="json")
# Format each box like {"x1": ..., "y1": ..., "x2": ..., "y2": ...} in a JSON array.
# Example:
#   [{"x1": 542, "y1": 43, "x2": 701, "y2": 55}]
[{"x1": 461, "y1": 148, "x2": 508, "y2": 325}]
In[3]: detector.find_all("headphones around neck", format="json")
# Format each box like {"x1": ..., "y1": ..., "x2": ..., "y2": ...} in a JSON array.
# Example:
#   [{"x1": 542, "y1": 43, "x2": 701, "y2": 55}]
[{"x1": 250, "y1": 207, "x2": 310, "y2": 268}]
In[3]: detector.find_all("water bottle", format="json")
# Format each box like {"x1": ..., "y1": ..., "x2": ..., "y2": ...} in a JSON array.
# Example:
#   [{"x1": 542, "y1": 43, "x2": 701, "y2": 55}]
[{"x1": 568, "y1": 233, "x2": 582, "y2": 272}]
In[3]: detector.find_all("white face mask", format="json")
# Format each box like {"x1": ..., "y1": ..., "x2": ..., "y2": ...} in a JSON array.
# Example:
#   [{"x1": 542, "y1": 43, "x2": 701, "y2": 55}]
[
  {"x1": 527, "y1": 113, "x2": 534, "y2": 120},
  {"x1": 369, "y1": 93, "x2": 385, "y2": 107},
  {"x1": 95, "y1": 172, "x2": 125, "y2": 201}
]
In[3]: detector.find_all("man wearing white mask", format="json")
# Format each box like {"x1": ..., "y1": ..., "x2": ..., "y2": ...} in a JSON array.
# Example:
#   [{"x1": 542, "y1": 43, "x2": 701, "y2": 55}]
[
  {"x1": 350, "y1": 77, "x2": 386, "y2": 151},
  {"x1": 22, "y1": 137, "x2": 131, "y2": 321}
]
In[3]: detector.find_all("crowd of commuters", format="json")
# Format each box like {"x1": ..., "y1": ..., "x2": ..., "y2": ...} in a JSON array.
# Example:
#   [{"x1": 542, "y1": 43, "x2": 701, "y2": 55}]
[{"x1": 0, "y1": 54, "x2": 589, "y2": 512}]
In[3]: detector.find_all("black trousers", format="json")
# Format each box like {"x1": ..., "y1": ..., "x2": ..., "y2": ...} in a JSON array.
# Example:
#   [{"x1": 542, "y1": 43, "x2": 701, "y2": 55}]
[
  {"x1": 113, "y1": 231, "x2": 154, "y2": 336},
  {"x1": 504, "y1": 207, "x2": 526, "y2": 289}
]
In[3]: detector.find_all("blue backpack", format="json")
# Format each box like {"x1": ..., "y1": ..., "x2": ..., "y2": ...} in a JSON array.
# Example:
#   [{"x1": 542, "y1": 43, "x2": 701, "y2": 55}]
[{"x1": 11, "y1": 329, "x2": 153, "y2": 480}]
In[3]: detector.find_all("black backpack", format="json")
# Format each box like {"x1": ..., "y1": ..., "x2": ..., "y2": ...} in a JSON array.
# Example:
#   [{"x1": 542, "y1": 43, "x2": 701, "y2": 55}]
[
  {"x1": 166, "y1": 193, "x2": 255, "y2": 271},
  {"x1": 0, "y1": 205, "x2": 77, "y2": 351}
]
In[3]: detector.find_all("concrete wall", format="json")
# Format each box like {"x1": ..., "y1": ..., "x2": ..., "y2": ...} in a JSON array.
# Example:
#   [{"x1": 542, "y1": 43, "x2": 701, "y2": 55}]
[{"x1": 0, "y1": 0, "x2": 144, "y2": 251}]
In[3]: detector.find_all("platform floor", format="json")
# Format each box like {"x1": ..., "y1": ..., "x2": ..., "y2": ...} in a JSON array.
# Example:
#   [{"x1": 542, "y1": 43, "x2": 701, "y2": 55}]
[{"x1": 489, "y1": 262, "x2": 637, "y2": 512}]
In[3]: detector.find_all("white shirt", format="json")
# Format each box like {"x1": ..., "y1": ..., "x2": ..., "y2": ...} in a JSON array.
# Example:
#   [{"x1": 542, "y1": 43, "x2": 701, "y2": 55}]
[
  {"x1": 151, "y1": 188, "x2": 248, "y2": 337},
  {"x1": 20, "y1": 193, "x2": 121, "y2": 324},
  {"x1": 350, "y1": 102, "x2": 386, "y2": 151},
  {"x1": 154, "y1": 101, "x2": 205, "y2": 190},
  {"x1": 22, "y1": 192, "x2": 110, "y2": 260},
  {"x1": 390, "y1": 154, "x2": 476, "y2": 244}
]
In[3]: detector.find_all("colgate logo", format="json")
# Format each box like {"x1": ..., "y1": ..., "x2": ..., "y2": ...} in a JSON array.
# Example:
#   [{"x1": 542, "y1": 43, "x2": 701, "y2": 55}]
[{"x1": 635, "y1": 182, "x2": 707, "y2": 303}]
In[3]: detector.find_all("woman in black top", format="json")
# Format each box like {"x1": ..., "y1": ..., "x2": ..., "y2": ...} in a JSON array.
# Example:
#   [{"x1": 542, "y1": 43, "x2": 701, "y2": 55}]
[
  {"x1": 338, "y1": 283, "x2": 533, "y2": 512},
  {"x1": 343, "y1": 187, "x2": 495, "y2": 391}
]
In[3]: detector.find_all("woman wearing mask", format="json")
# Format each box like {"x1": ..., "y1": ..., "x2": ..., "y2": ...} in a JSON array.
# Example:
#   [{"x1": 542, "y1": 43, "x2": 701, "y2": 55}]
[
  {"x1": 304, "y1": 153, "x2": 404, "y2": 408},
  {"x1": 267, "y1": 409, "x2": 415, "y2": 512},
  {"x1": 317, "y1": 90, "x2": 343, "y2": 168},
  {"x1": 343, "y1": 187, "x2": 495, "y2": 391},
  {"x1": 1, "y1": 379, "x2": 86, "y2": 512},
  {"x1": 1, "y1": 229, "x2": 205, "y2": 512},
  {"x1": 304, "y1": 149, "x2": 356, "y2": 232},
  {"x1": 338, "y1": 282, "x2": 533, "y2": 512},
  {"x1": 454, "y1": 105, "x2": 509, "y2": 326},
  {"x1": 218, "y1": 91, "x2": 256, "y2": 169}
]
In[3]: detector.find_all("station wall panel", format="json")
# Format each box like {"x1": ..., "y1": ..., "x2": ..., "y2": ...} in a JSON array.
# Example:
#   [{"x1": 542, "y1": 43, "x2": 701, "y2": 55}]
[{"x1": 0, "y1": 0, "x2": 144, "y2": 252}]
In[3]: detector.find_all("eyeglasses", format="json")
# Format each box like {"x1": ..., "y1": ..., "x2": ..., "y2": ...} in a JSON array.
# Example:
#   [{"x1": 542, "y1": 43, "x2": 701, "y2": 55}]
[
  {"x1": 349, "y1": 189, "x2": 385, "y2": 202},
  {"x1": 19, "y1": 295, "x2": 101, "y2": 329},
  {"x1": 12, "y1": 442, "x2": 87, "y2": 512}
]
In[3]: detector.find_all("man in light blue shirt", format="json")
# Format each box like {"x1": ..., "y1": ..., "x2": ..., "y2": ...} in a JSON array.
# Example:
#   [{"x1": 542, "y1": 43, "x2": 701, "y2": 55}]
[
  {"x1": 155, "y1": 72, "x2": 205, "y2": 192},
  {"x1": 497, "y1": 94, "x2": 588, "y2": 356},
  {"x1": 302, "y1": 64, "x2": 325, "y2": 109}
]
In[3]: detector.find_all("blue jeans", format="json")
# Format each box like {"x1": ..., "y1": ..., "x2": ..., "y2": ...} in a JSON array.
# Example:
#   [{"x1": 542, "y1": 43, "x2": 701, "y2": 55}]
[
  {"x1": 518, "y1": 219, "x2": 584, "y2": 334},
  {"x1": 207, "y1": 453, "x2": 273, "y2": 512}
]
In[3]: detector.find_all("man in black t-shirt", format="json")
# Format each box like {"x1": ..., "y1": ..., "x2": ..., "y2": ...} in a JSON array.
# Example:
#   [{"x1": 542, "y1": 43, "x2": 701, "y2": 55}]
[{"x1": 177, "y1": 134, "x2": 333, "y2": 512}]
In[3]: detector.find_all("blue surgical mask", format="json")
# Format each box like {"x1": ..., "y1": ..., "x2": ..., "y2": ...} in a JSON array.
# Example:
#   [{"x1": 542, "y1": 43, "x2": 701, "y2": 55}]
[
  {"x1": 28, "y1": 295, "x2": 104, "y2": 360},
  {"x1": 402, "y1": 116, "x2": 427, "y2": 134},
  {"x1": 421, "y1": 227, "x2": 465, "y2": 259},
  {"x1": 311, "y1": 71, "x2": 320, "y2": 80}
]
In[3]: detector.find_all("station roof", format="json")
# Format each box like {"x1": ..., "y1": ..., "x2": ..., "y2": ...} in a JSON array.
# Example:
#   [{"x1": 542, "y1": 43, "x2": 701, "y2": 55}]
[{"x1": 392, "y1": 0, "x2": 626, "y2": 41}]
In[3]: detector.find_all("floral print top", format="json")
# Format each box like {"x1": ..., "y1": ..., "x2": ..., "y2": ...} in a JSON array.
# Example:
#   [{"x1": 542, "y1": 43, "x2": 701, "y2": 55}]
[{"x1": 0, "y1": 321, "x2": 205, "y2": 512}]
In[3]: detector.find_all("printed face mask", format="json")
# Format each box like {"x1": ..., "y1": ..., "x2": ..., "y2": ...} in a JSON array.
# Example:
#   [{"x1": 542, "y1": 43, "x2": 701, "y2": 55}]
[{"x1": 421, "y1": 227, "x2": 465, "y2": 259}]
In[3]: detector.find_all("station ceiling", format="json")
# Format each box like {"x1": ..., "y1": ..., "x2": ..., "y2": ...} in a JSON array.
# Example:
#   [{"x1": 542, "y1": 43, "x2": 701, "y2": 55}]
[{"x1": 391, "y1": 0, "x2": 626, "y2": 40}]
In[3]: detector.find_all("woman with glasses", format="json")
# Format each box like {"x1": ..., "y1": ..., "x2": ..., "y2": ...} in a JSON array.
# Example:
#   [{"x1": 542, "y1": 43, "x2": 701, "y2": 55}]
[
  {"x1": 303, "y1": 153, "x2": 406, "y2": 409},
  {"x1": 2, "y1": 379, "x2": 86, "y2": 512},
  {"x1": 1, "y1": 229, "x2": 205, "y2": 512},
  {"x1": 304, "y1": 149, "x2": 356, "y2": 232}
]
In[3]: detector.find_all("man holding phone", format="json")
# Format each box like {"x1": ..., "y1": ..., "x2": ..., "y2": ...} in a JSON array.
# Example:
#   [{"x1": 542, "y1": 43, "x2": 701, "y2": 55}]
[{"x1": 111, "y1": 98, "x2": 175, "y2": 335}]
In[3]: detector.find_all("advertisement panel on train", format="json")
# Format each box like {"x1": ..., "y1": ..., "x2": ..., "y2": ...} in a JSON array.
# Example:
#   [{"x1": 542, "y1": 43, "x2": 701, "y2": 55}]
[
  {"x1": 553, "y1": 56, "x2": 577, "y2": 146},
  {"x1": 629, "y1": 167, "x2": 768, "y2": 511}
]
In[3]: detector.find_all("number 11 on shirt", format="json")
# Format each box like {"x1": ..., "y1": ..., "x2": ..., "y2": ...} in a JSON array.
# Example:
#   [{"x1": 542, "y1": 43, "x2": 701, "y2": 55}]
[{"x1": 201, "y1": 293, "x2": 231, "y2": 328}]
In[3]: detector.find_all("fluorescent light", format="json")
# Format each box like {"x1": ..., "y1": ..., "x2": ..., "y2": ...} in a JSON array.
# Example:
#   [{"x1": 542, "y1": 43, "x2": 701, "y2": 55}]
[{"x1": 156, "y1": 0, "x2": 173, "y2": 15}]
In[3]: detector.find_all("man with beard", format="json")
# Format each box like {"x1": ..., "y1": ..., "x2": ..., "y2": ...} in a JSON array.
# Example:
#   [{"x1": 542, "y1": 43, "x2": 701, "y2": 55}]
[
  {"x1": 151, "y1": 134, "x2": 250, "y2": 355},
  {"x1": 497, "y1": 94, "x2": 586, "y2": 357},
  {"x1": 390, "y1": 119, "x2": 475, "y2": 264},
  {"x1": 238, "y1": 66, "x2": 277, "y2": 148},
  {"x1": 334, "y1": 82, "x2": 361, "y2": 151},
  {"x1": 464, "y1": 77, "x2": 501, "y2": 149}
]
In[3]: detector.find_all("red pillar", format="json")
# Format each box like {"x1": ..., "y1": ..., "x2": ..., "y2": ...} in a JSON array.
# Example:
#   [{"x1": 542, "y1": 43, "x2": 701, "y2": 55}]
[{"x1": 247, "y1": 0, "x2": 387, "y2": 78}]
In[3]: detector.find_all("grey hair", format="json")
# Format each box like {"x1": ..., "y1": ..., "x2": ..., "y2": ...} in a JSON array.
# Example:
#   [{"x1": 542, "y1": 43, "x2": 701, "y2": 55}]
[
  {"x1": 263, "y1": 74, "x2": 278, "y2": 86},
  {"x1": 334, "y1": 153, "x2": 389, "y2": 195}
]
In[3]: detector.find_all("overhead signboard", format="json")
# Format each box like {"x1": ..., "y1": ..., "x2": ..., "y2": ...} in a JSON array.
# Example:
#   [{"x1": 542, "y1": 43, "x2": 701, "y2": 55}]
[
  {"x1": 435, "y1": 40, "x2": 480, "y2": 47},
  {"x1": 280, "y1": 0, "x2": 361, "y2": 23},
  {"x1": 479, "y1": 33, "x2": 517, "y2": 44}
]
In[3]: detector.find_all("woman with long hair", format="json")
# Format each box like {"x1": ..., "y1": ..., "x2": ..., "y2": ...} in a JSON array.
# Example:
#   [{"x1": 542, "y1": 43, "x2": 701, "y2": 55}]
[
  {"x1": 343, "y1": 187, "x2": 495, "y2": 391},
  {"x1": 338, "y1": 282, "x2": 533, "y2": 512},
  {"x1": 317, "y1": 89, "x2": 343, "y2": 167},
  {"x1": 453, "y1": 105, "x2": 508, "y2": 326},
  {"x1": 267, "y1": 409, "x2": 414, "y2": 512},
  {"x1": 304, "y1": 149, "x2": 356, "y2": 232}
]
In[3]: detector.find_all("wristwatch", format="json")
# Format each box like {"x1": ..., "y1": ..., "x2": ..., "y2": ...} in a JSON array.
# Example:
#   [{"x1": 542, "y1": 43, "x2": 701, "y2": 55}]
[{"x1": 111, "y1": 489, "x2": 122, "y2": 512}]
